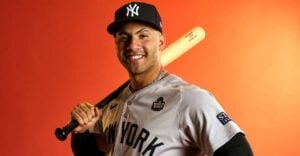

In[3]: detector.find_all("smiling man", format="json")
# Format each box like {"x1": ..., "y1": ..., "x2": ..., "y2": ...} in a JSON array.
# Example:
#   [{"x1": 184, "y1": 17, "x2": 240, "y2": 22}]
[
  {"x1": 70, "y1": 2, "x2": 253, "y2": 156},
  {"x1": 115, "y1": 23, "x2": 165, "y2": 91}
]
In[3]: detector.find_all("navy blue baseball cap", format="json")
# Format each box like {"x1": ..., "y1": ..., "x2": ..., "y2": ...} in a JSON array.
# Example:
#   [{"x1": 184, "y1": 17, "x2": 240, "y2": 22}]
[{"x1": 107, "y1": 2, "x2": 163, "y2": 35}]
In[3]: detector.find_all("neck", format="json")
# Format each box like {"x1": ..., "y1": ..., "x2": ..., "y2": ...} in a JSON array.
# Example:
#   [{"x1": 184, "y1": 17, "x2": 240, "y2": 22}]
[{"x1": 129, "y1": 65, "x2": 163, "y2": 91}]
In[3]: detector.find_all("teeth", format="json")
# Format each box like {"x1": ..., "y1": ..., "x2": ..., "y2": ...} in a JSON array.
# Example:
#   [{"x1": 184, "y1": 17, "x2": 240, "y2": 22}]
[{"x1": 129, "y1": 55, "x2": 143, "y2": 60}]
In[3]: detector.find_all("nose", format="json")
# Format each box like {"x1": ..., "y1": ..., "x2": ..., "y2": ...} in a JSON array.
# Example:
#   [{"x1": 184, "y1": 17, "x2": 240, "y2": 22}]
[{"x1": 126, "y1": 36, "x2": 141, "y2": 51}]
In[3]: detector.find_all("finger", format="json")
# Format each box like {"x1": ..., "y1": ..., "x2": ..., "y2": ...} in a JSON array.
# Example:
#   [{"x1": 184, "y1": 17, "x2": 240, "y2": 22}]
[
  {"x1": 71, "y1": 109, "x2": 85, "y2": 125},
  {"x1": 81, "y1": 102, "x2": 97, "y2": 121},
  {"x1": 73, "y1": 104, "x2": 91, "y2": 124},
  {"x1": 94, "y1": 107, "x2": 101, "y2": 118},
  {"x1": 73, "y1": 126, "x2": 81, "y2": 134},
  {"x1": 73, "y1": 124, "x2": 87, "y2": 134},
  {"x1": 79, "y1": 103, "x2": 94, "y2": 122},
  {"x1": 84, "y1": 102, "x2": 94, "y2": 109},
  {"x1": 90, "y1": 106, "x2": 96, "y2": 118}
]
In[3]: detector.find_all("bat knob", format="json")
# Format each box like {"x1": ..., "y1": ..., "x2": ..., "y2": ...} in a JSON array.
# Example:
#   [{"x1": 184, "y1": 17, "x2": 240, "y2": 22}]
[
  {"x1": 55, "y1": 128, "x2": 67, "y2": 141},
  {"x1": 55, "y1": 119, "x2": 79, "y2": 141}
]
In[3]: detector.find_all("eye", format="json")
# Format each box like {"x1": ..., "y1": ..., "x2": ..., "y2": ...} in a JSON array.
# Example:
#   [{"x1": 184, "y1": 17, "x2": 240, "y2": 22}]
[
  {"x1": 116, "y1": 33, "x2": 130, "y2": 43},
  {"x1": 119, "y1": 35, "x2": 128, "y2": 42},
  {"x1": 139, "y1": 33, "x2": 149, "y2": 39}
]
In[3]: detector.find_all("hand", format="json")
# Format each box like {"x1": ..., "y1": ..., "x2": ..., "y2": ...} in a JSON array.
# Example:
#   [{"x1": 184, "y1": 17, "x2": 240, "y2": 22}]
[{"x1": 71, "y1": 102, "x2": 101, "y2": 133}]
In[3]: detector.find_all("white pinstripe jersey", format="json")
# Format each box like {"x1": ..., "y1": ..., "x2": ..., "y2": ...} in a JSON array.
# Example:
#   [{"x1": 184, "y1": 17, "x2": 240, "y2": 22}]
[{"x1": 91, "y1": 72, "x2": 243, "y2": 156}]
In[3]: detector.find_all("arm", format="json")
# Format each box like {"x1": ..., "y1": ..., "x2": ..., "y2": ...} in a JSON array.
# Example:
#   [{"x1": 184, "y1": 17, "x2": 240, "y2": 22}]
[
  {"x1": 70, "y1": 102, "x2": 106, "y2": 155},
  {"x1": 179, "y1": 88, "x2": 252, "y2": 156},
  {"x1": 213, "y1": 133, "x2": 254, "y2": 156},
  {"x1": 71, "y1": 132, "x2": 105, "y2": 156}
]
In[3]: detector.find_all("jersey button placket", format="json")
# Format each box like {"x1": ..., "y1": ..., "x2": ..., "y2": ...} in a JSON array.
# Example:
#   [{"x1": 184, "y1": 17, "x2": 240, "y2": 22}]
[{"x1": 123, "y1": 99, "x2": 132, "y2": 119}]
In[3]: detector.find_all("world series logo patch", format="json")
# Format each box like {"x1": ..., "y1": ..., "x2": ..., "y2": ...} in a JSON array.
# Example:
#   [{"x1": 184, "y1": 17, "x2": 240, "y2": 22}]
[
  {"x1": 151, "y1": 97, "x2": 165, "y2": 111},
  {"x1": 216, "y1": 112, "x2": 232, "y2": 125}
]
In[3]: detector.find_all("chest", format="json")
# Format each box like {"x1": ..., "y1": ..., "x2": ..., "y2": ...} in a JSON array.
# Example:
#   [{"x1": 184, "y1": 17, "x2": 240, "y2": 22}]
[{"x1": 104, "y1": 90, "x2": 182, "y2": 133}]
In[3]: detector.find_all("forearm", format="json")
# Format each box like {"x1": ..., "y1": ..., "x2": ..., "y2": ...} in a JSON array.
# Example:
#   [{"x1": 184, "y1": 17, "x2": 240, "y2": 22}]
[
  {"x1": 71, "y1": 132, "x2": 105, "y2": 156},
  {"x1": 213, "y1": 133, "x2": 254, "y2": 156},
  {"x1": 94, "y1": 133, "x2": 107, "y2": 152}
]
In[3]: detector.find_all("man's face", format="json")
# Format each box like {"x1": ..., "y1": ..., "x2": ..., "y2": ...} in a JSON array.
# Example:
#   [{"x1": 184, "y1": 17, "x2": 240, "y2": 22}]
[{"x1": 114, "y1": 22, "x2": 165, "y2": 75}]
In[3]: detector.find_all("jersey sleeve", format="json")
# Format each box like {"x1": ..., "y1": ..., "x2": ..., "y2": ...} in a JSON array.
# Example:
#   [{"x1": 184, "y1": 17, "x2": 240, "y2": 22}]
[{"x1": 178, "y1": 86, "x2": 243, "y2": 155}]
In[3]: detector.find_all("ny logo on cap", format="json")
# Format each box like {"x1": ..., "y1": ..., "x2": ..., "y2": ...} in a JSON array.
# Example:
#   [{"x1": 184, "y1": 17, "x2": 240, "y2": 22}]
[{"x1": 126, "y1": 3, "x2": 139, "y2": 17}]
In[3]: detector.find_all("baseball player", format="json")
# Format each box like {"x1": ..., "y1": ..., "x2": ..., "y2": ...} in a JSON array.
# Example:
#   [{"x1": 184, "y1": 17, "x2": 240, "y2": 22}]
[{"x1": 71, "y1": 2, "x2": 253, "y2": 156}]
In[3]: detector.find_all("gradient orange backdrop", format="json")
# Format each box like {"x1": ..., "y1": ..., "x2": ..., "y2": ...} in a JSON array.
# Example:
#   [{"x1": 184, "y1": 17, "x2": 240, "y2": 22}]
[{"x1": 1, "y1": 0, "x2": 299, "y2": 155}]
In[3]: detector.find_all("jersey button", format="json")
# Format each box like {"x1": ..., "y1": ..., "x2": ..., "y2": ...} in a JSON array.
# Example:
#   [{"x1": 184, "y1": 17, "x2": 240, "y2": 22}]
[{"x1": 123, "y1": 108, "x2": 129, "y2": 118}]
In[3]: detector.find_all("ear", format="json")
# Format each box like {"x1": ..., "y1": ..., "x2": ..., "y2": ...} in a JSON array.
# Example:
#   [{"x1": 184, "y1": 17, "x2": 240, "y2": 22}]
[{"x1": 158, "y1": 34, "x2": 166, "y2": 51}]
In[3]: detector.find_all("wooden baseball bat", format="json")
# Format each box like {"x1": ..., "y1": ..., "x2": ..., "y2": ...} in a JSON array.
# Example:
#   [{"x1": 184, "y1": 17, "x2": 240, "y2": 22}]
[{"x1": 55, "y1": 26, "x2": 206, "y2": 141}]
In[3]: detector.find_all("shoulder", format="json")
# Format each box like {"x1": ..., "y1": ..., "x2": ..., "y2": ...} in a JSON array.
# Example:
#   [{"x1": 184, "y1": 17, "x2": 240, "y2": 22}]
[
  {"x1": 162, "y1": 74, "x2": 226, "y2": 119},
  {"x1": 163, "y1": 73, "x2": 217, "y2": 105}
]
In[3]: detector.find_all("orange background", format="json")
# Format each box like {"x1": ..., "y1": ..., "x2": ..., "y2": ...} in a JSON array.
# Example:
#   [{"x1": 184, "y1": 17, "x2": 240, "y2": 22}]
[{"x1": 1, "y1": 0, "x2": 299, "y2": 155}]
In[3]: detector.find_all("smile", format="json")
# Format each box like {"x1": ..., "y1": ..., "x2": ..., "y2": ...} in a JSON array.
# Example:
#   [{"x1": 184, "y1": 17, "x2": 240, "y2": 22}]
[{"x1": 127, "y1": 54, "x2": 144, "y2": 62}]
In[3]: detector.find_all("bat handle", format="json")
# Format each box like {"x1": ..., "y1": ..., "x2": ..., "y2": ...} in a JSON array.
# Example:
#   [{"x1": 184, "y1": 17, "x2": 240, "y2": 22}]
[
  {"x1": 55, "y1": 119, "x2": 79, "y2": 141},
  {"x1": 55, "y1": 80, "x2": 130, "y2": 141}
]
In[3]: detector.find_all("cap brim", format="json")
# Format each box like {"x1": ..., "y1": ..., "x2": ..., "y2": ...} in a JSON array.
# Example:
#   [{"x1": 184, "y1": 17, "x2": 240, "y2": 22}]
[{"x1": 107, "y1": 19, "x2": 162, "y2": 35}]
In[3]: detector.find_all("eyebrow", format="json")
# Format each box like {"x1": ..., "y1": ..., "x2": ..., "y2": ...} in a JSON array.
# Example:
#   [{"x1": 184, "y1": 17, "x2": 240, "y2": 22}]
[{"x1": 118, "y1": 27, "x2": 149, "y2": 36}]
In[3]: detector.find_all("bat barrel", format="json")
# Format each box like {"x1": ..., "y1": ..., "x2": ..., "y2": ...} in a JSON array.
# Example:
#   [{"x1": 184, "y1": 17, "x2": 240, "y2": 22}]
[{"x1": 161, "y1": 27, "x2": 205, "y2": 67}]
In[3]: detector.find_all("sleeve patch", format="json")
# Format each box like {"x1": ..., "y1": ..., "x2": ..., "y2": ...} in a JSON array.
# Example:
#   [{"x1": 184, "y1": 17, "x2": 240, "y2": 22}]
[{"x1": 216, "y1": 112, "x2": 232, "y2": 125}]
